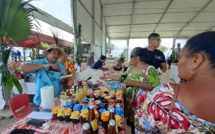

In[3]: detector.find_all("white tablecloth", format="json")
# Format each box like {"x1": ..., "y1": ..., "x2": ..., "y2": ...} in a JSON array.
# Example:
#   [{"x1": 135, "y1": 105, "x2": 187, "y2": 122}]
[{"x1": 12, "y1": 79, "x2": 36, "y2": 94}]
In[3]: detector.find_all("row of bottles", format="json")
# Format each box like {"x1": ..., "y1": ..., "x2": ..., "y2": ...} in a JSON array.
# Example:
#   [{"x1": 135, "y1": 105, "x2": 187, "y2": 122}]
[
  {"x1": 83, "y1": 105, "x2": 117, "y2": 134},
  {"x1": 83, "y1": 120, "x2": 117, "y2": 134}
]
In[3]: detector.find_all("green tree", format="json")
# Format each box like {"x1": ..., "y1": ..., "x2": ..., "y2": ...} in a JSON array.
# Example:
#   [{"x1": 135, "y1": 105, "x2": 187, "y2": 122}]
[
  {"x1": 158, "y1": 45, "x2": 168, "y2": 53},
  {"x1": 0, "y1": 0, "x2": 38, "y2": 94},
  {"x1": 76, "y1": 23, "x2": 83, "y2": 65},
  {"x1": 106, "y1": 43, "x2": 115, "y2": 56}
]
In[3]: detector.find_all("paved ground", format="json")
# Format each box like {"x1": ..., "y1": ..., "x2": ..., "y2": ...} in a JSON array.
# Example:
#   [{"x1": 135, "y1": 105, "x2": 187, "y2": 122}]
[{"x1": 0, "y1": 69, "x2": 174, "y2": 133}]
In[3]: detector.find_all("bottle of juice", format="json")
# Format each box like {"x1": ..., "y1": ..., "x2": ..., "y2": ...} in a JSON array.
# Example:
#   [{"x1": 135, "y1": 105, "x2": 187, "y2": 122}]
[
  {"x1": 109, "y1": 107, "x2": 116, "y2": 120},
  {"x1": 79, "y1": 86, "x2": 84, "y2": 96},
  {"x1": 88, "y1": 105, "x2": 98, "y2": 134},
  {"x1": 107, "y1": 119, "x2": 117, "y2": 134},
  {"x1": 75, "y1": 89, "x2": 82, "y2": 103},
  {"x1": 83, "y1": 123, "x2": 91, "y2": 134},
  {"x1": 83, "y1": 86, "x2": 88, "y2": 97}
]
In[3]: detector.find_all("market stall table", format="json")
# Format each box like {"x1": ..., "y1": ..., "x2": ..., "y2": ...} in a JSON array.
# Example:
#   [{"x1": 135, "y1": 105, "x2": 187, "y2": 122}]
[
  {"x1": 2, "y1": 81, "x2": 126, "y2": 134},
  {"x1": 1, "y1": 118, "x2": 126, "y2": 134}
]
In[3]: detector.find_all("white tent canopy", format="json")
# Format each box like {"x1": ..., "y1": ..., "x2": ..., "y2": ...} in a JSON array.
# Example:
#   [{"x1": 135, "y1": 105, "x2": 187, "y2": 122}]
[
  {"x1": 101, "y1": 0, "x2": 215, "y2": 39},
  {"x1": 25, "y1": 0, "x2": 215, "y2": 58}
]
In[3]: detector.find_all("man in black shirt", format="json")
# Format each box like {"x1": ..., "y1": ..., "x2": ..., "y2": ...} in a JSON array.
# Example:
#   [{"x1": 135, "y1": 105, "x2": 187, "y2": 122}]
[{"x1": 144, "y1": 33, "x2": 167, "y2": 73}]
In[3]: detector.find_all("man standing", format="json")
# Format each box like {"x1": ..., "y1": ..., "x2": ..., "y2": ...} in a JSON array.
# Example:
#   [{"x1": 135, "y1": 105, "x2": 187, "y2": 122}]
[
  {"x1": 87, "y1": 52, "x2": 95, "y2": 67},
  {"x1": 144, "y1": 33, "x2": 167, "y2": 73},
  {"x1": 21, "y1": 45, "x2": 67, "y2": 106}
]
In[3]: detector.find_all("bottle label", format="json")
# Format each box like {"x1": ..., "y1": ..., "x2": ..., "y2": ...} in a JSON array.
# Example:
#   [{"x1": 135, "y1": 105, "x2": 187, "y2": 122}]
[{"x1": 91, "y1": 119, "x2": 98, "y2": 131}]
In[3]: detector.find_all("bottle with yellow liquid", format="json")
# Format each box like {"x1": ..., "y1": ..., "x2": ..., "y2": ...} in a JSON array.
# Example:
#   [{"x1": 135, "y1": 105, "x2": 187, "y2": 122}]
[
  {"x1": 75, "y1": 89, "x2": 82, "y2": 103},
  {"x1": 83, "y1": 86, "x2": 88, "y2": 97},
  {"x1": 79, "y1": 86, "x2": 85, "y2": 100}
]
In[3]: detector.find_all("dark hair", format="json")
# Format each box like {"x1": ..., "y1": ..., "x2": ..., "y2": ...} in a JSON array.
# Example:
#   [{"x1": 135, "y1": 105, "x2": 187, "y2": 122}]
[
  {"x1": 185, "y1": 31, "x2": 215, "y2": 68},
  {"x1": 100, "y1": 55, "x2": 106, "y2": 60},
  {"x1": 47, "y1": 49, "x2": 53, "y2": 53},
  {"x1": 148, "y1": 33, "x2": 160, "y2": 40},
  {"x1": 91, "y1": 52, "x2": 94, "y2": 54},
  {"x1": 131, "y1": 47, "x2": 151, "y2": 64}
]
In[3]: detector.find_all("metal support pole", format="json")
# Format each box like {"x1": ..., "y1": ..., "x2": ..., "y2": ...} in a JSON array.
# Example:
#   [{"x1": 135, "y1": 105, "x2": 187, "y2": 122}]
[
  {"x1": 91, "y1": 0, "x2": 95, "y2": 53},
  {"x1": 71, "y1": 0, "x2": 77, "y2": 61},
  {"x1": 127, "y1": 39, "x2": 129, "y2": 61},
  {"x1": 172, "y1": 38, "x2": 176, "y2": 58}
]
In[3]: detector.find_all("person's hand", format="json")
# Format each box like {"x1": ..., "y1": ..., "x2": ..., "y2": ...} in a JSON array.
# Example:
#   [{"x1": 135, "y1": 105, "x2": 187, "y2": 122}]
[
  {"x1": 103, "y1": 75, "x2": 111, "y2": 80},
  {"x1": 44, "y1": 64, "x2": 61, "y2": 72},
  {"x1": 68, "y1": 78, "x2": 74, "y2": 87},
  {"x1": 102, "y1": 67, "x2": 109, "y2": 71},
  {"x1": 54, "y1": 97, "x2": 60, "y2": 106},
  {"x1": 49, "y1": 64, "x2": 60, "y2": 70}
]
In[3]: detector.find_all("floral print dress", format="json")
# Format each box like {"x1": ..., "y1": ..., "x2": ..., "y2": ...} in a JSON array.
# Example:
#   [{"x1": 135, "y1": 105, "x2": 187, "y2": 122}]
[
  {"x1": 135, "y1": 83, "x2": 215, "y2": 134},
  {"x1": 120, "y1": 66, "x2": 160, "y2": 122}
]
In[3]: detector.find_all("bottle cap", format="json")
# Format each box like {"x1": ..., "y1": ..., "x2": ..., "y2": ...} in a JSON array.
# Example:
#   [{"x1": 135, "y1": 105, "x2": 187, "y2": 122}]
[
  {"x1": 109, "y1": 107, "x2": 114, "y2": 112},
  {"x1": 83, "y1": 123, "x2": 90, "y2": 130},
  {"x1": 89, "y1": 105, "x2": 94, "y2": 109},
  {"x1": 109, "y1": 119, "x2": 116, "y2": 126}
]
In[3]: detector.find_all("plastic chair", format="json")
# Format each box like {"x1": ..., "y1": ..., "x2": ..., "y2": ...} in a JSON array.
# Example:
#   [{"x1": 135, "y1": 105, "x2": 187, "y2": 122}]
[{"x1": 8, "y1": 94, "x2": 32, "y2": 121}]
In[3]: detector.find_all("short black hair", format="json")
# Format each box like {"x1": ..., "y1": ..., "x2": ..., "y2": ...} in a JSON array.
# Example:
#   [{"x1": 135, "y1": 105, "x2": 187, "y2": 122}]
[
  {"x1": 184, "y1": 31, "x2": 215, "y2": 69},
  {"x1": 91, "y1": 52, "x2": 95, "y2": 54},
  {"x1": 131, "y1": 47, "x2": 151, "y2": 64},
  {"x1": 47, "y1": 49, "x2": 53, "y2": 53},
  {"x1": 100, "y1": 55, "x2": 106, "y2": 60},
  {"x1": 148, "y1": 33, "x2": 160, "y2": 40}
]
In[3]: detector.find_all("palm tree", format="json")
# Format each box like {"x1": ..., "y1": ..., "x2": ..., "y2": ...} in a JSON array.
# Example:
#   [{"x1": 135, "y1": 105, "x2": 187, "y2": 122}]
[{"x1": 0, "y1": 0, "x2": 37, "y2": 94}]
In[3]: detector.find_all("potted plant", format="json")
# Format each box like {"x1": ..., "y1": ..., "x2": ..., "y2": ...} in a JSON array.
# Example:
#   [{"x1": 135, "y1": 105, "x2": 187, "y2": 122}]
[
  {"x1": 119, "y1": 53, "x2": 125, "y2": 63},
  {"x1": 113, "y1": 53, "x2": 125, "y2": 71},
  {"x1": 0, "y1": 0, "x2": 39, "y2": 102}
]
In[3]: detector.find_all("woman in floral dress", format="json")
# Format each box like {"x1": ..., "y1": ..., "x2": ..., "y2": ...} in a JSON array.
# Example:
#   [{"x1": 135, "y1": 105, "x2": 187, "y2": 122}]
[
  {"x1": 106, "y1": 47, "x2": 160, "y2": 134},
  {"x1": 135, "y1": 32, "x2": 215, "y2": 134}
]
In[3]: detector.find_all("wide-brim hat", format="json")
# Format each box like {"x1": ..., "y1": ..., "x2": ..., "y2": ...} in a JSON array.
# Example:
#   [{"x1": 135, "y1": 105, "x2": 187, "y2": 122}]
[{"x1": 44, "y1": 44, "x2": 64, "y2": 56}]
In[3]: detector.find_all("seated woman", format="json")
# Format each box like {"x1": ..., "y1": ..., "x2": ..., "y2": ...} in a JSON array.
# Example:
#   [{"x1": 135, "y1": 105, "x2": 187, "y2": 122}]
[
  {"x1": 135, "y1": 31, "x2": 215, "y2": 134},
  {"x1": 105, "y1": 47, "x2": 160, "y2": 134},
  {"x1": 92, "y1": 55, "x2": 108, "y2": 71},
  {"x1": 58, "y1": 53, "x2": 76, "y2": 90}
]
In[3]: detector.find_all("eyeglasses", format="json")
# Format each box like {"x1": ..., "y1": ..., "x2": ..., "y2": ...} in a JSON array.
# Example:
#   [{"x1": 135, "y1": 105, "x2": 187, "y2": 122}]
[
  {"x1": 130, "y1": 55, "x2": 134, "y2": 58},
  {"x1": 151, "y1": 39, "x2": 162, "y2": 42}
]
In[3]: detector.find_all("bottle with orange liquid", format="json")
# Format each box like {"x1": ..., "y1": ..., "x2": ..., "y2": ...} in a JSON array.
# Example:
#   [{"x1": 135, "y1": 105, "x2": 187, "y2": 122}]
[
  {"x1": 83, "y1": 123, "x2": 91, "y2": 134},
  {"x1": 109, "y1": 107, "x2": 116, "y2": 120},
  {"x1": 107, "y1": 119, "x2": 117, "y2": 134},
  {"x1": 88, "y1": 105, "x2": 98, "y2": 134}
]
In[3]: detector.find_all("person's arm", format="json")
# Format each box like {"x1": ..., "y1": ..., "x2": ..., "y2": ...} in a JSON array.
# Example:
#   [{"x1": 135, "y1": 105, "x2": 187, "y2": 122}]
[
  {"x1": 100, "y1": 66, "x2": 108, "y2": 71},
  {"x1": 21, "y1": 64, "x2": 48, "y2": 73},
  {"x1": 21, "y1": 63, "x2": 59, "y2": 73},
  {"x1": 68, "y1": 69, "x2": 76, "y2": 87},
  {"x1": 160, "y1": 51, "x2": 167, "y2": 73},
  {"x1": 126, "y1": 80, "x2": 154, "y2": 91},
  {"x1": 160, "y1": 62, "x2": 167, "y2": 73},
  {"x1": 106, "y1": 75, "x2": 119, "y2": 81}
]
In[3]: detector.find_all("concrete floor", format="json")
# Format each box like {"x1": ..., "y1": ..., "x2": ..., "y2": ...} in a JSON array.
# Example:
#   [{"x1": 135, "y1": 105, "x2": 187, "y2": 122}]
[{"x1": 0, "y1": 69, "x2": 174, "y2": 133}]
